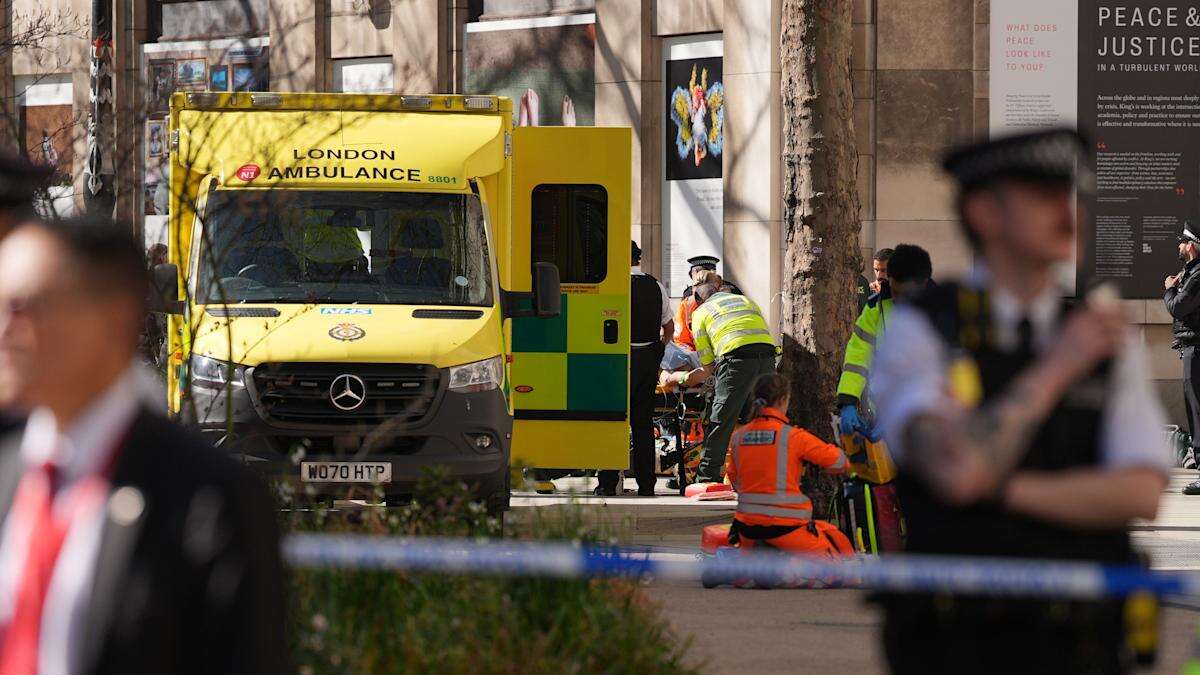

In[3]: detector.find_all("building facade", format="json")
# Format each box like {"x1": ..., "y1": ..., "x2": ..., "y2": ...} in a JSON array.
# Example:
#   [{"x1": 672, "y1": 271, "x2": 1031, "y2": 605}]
[{"x1": 7, "y1": 0, "x2": 1186, "y2": 422}]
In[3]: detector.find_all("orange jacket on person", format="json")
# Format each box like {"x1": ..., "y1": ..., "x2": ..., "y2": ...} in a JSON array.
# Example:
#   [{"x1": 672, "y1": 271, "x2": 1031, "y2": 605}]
[
  {"x1": 726, "y1": 408, "x2": 848, "y2": 527},
  {"x1": 673, "y1": 294, "x2": 698, "y2": 350}
]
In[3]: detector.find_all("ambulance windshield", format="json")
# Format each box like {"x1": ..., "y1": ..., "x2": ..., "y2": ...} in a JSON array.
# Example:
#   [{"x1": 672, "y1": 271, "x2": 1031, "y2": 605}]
[{"x1": 195, "y1": 189, "x2": 493, "y2": 307}]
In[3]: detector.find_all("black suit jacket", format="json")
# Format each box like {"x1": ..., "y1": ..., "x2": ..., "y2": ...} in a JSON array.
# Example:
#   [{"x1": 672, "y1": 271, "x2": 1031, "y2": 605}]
[{"x1": 0, "y1": 408, "x2": 288, "y2": 674}]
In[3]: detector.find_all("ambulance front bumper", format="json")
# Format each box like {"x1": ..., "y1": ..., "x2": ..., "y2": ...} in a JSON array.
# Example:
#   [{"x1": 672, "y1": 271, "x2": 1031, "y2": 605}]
[{"x1": 183, "y1": 368, "x2": 511, "y2": 499}]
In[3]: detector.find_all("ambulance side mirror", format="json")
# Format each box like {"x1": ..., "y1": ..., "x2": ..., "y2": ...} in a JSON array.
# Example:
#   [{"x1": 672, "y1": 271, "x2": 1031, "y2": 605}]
[
  {"x1": 532, "y1": 262, "x2": 561, "y2": 319},
  {"x1": 148, "y1": 263, "x2": 185, "y2": 314}
]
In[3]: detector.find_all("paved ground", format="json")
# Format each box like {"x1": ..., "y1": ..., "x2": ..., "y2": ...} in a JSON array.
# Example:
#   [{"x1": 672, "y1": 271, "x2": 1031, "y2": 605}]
[
  {"x1": 520, "y1": 469, "x2": 1200, "y2": 673},
  {"x1": 644, "y1": 585, "x2": 1199, "y2": 674}
]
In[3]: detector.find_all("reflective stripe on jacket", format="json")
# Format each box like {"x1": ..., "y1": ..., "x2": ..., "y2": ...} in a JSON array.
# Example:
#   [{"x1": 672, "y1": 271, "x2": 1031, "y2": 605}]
[
  {"x1": 726, "y1": 408, "x2": 848, "y2": 527},
  {"x1": 674, "y1": 295, "x2": 698, "y2": 350},
  {"x1": 836, "y1": 296, "x2": 893, "y2": 401},
  {"x1": 690, "y1": 292, "x2": 774, "y2": 366}
]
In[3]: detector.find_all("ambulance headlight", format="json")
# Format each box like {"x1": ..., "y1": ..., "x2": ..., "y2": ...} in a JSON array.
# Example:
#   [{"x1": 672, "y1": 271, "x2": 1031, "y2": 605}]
[
  {"x1": 190, "y1": 355, "x2": 247, "y2": 388},
  {"x1": 448, "y1": 356, "x2": 503, "y2": 393}
]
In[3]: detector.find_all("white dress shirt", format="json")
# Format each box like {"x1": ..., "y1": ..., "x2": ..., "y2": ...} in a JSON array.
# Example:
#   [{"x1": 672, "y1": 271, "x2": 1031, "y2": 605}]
[
  {"x1": 870, "y1": 268, "x2": 1169, "y2": 472},
  {"x1": 0, "y1": 367, "x2": 142, "y2": 675},
  {"x1": 632, "y1": 265, "x2": 672, "y2": 347}
]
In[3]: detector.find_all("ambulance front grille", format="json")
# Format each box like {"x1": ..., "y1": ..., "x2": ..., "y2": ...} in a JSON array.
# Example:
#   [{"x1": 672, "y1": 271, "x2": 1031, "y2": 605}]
[{"x1": 250, "y1": 363, "x2": 441, "y2": 425}]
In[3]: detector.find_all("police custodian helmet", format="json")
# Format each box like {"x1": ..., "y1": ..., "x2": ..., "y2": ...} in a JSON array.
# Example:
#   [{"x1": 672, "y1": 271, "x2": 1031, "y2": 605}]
[
  {"x1": 1181, "y1": 220, "x2": 1200, "y2": 245},
  {"x1": 942, "y1": 128, "x2": 1090, "y2": 193}
]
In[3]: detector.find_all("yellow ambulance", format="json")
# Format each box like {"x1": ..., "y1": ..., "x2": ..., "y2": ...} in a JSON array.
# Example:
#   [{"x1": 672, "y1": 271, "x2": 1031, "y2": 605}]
[{"x1": 149, "y1": 92, "x2": 631, "y2": 510}]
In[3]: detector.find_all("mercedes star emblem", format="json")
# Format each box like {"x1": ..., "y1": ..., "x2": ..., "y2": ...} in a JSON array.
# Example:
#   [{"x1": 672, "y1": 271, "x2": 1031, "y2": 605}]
[{"x1": 329, "y1": 373, "x2": 367, "y2": 411}]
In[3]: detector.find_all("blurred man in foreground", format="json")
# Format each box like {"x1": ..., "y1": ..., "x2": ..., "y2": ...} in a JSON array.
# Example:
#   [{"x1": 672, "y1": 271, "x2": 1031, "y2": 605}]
[
  {"x1": 871, "y1": 130, "x2": 1167, "y2": 673},
  {"x1": 0, "y1": 217, "x2": 286, "y2": 673},
  {"x1": 0, "y1": 154, "x2": 53, "y2": 435}
]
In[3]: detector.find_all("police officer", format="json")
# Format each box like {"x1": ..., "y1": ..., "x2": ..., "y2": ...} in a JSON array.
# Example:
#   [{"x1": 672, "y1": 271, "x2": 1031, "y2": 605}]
[
  {"x1": 596, "y1": 241, "x2": 673, "y2": 496},
  {"x1": 838, "y1": 244, "x2": 931, "y2": 438},
  {"x1": 675, "y1": 272, "x2": 776, "y2": 482},
  {"x1": 871, "y1": 129, "x2": 1168, "y2": 673},
  {"x1": 673, "y1": 255, "x2": 742, "y2": 350},
  {"x1": 1166, "y1": 222, "x2": 1200, "y2": 492}
]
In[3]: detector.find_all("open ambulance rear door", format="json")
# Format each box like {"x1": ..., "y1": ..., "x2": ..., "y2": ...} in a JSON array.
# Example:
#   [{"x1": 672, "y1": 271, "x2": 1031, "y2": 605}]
[{"x1": 508, "y1": 127, "x2": 632, "y2": 472}]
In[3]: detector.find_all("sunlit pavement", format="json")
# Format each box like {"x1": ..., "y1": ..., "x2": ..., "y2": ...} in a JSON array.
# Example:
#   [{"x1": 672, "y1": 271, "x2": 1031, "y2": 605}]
[{"x1": 524, "y1": 470, "x2": 1200, "y2": 674}]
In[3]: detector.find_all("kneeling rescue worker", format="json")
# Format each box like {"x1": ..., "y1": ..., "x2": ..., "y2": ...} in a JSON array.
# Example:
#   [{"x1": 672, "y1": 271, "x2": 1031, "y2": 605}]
[{"x1": 725, "y1": 374, "x2": 854, "y2": 558}]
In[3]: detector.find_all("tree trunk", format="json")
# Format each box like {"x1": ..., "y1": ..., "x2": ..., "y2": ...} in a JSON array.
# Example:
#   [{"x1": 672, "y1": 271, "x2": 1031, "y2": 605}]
[{"x1": 779, "y1": 0, "x2": 861, "y2": 516}]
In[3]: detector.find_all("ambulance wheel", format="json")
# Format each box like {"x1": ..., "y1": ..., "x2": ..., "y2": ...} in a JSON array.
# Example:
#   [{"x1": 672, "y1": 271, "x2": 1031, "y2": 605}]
[
  {"x1": 484, "y1": 470, "x2": 511, "y2": 517},
  {"x1": 701, "y1": 570, "x2": 719, "y2": 589}
]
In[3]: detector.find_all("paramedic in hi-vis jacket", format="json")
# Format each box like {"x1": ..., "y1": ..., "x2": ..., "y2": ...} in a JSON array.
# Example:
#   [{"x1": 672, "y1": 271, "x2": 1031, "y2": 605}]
[
  {"x1": 837, "y1": 244, "x2": 933, "y2": 439},
  {"x1": 725, "y1": 373, "x2": 853, "y2": 558},
  {"x1": 871, "y1": 129, "x2": 1168, "y2": 674},
  {"x1": 674, "y1": 272, "x2": 776, "y2": 482}
]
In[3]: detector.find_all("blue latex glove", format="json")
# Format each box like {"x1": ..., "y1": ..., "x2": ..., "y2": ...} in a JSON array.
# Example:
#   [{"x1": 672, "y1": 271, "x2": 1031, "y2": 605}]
[
  {"x1": 839, "y1": 405, "x2": 867, "y2": 436},
  {"x1": 862, "y1": 424, "x2": 883, "y2": 443}
]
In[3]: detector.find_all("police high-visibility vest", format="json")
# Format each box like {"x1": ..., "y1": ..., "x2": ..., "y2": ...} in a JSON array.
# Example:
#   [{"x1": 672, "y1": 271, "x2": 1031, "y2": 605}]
[
  {"x1": 727, "y1": 409, "x2": 848, "y2": 526},
  {"x1": 690, "y1": 292, "x2": 774, "y2": 365},
  {"x1": 837, "y1": 295, "x2": 893, "y2": 402}
]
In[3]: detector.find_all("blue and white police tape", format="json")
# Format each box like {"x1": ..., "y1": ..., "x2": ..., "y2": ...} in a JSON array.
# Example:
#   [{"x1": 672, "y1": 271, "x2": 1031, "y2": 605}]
[{"x1": 283, "y1": 534, "x2": 1200, "y2": 600}]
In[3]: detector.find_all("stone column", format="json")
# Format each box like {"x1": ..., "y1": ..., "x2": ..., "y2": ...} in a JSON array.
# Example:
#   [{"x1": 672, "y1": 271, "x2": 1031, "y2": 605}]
[
  {"x1": 391, "y1": 0, "x2": 444, "y2": 93},
  {"x1": 113, "y1": 0, "x2": 147, "y2": 228},
  {"x1": 70, "y1": 0, "x2": 91, "y2": 212},
  {"x1": 0, "y1": 0, "x2": 15, "y2": 153},
  {"x1": 594, "y1": 0, "x2": 660, "y2": 274},
  {"x1": 853, "y1": 0, "x2": 876, "y2": 267},
  {"x1": 269, "y1": 0, "x2": 327, "y2": 91},
  {"x1": 445, "y1": 0, "x2": 470, "y2": 93},
  {"x1": 722, "y1": 0, "x2": 782, "y2": 329},
  {"x1": 874, "y1": 0, "x2": 974, "y2": 277}
]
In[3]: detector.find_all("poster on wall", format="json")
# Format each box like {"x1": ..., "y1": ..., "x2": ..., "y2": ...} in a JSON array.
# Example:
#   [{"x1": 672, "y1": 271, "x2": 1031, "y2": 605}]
[
  {"x1": 666, "y1": 57, "x2": 724, "y2": 181},
  {"x1": 662, "y1": 36, "x2": 724, "y2": 296},
  {"x1": 464, "y1": 14, "x2": 596, "y2": 127},
  {"x1": 992, "y1": 1, "x2": 1200, "y2": 298}
]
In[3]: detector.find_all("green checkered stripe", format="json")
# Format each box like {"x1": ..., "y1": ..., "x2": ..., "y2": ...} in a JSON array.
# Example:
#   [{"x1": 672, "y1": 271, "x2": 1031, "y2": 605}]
[{"x1": 512, "y1": 294, "x2": 628, "y2": 416}]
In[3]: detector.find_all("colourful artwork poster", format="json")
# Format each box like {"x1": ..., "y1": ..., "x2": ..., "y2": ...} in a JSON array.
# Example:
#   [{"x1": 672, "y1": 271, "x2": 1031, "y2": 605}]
[
  {"x1": 665, "y1": 57, "x2": 724, "y2": 181},
  {"x1": 464, "y1": 19, "x2": 595, "y2": 127}
]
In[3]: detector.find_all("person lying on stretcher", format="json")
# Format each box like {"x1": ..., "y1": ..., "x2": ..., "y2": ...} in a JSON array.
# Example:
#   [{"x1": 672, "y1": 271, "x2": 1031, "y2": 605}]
[
  {"x1": 656, "y1": 341, "x2": 702, "y2": 393},
  {"x1": 723, "y1": 373, "x2": 855, "y2": 559}
]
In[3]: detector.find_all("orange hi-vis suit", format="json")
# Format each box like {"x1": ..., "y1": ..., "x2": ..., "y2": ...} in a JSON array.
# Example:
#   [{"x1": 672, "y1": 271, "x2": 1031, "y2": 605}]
[
  {"x1": 726, "y1": 408, "x2": 854, "y2": 558},
  {"x1": 673, "y1": 293, "x2": 699, "y2": 350}
]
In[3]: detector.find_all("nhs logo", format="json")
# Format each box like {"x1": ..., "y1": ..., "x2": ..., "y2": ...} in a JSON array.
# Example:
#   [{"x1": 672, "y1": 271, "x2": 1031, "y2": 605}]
[{"x1": 320, "y1": 307, "x2": 373, "y2": 316}]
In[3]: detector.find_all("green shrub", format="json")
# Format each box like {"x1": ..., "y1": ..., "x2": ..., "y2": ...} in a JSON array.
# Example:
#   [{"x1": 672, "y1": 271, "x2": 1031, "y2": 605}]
[{"x1": 285, "y1": 471, "x2": 696, "y2": 674}]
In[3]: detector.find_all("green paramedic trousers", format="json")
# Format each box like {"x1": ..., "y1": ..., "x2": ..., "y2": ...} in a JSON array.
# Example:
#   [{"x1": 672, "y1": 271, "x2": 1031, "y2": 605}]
[{"x1": 697, "y1": 343, "x2": 777, "y2": 481}]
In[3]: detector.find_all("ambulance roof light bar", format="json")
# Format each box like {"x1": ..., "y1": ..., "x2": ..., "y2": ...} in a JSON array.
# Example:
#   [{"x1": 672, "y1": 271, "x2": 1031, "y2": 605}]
[
  {"x1": 401, "y1": 96, "x2": 433, "y2": 110},
  {"x1": 463, "y1": 96, "x2": 496, "y2": 111},
  {"x1": 250, "y1": 93, "x2": 283, "y2": 107}
]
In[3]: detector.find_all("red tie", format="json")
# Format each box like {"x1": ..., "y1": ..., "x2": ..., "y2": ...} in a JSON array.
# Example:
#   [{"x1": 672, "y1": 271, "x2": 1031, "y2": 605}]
[{"x1": 0, "y1": 463, "x2": 71, "y2": 675}]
